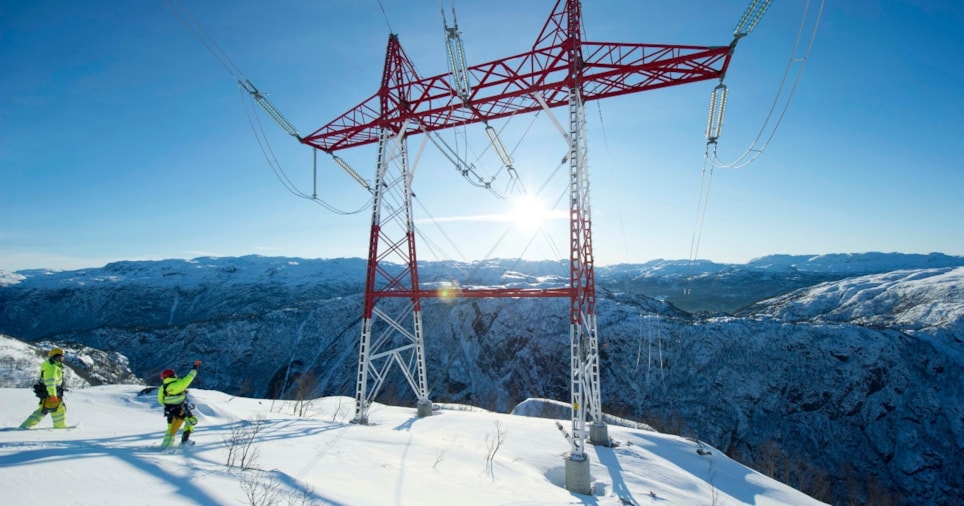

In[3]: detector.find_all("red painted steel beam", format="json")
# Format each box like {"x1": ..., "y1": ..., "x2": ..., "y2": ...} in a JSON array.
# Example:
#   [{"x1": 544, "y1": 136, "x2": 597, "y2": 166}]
[
  {"x1": 302, "y1": 38, "x2": 733, "y2": 153},
  {"x1": 371, "y1": 287, "x2": 575, "y2": 299}
]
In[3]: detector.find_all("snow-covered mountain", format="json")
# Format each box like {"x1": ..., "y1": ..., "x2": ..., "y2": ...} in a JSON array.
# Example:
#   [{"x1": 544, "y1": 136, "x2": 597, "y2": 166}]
[
  {"x1": 739, "y1": 267, "x2": 963, "y2": 335},
  {"x1": 1, "y1": 253, "x2": 962, "y2": 504},
  {"x1": 0, "y1": 334, "x2": 144, "y2": 388},
  {"x1": 598, "y1": 251, "x2": 964, "y2": 313}
]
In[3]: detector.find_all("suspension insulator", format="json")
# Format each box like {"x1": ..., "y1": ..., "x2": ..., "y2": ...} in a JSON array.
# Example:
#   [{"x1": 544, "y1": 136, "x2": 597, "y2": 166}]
[
  {"x1": 485, "y1": 125, "x2": 514, "y2": 168},
  {"x1": 442, "y1": 2, "x2": 472, "y2": 103},
  {"x1": 333, "y1": 155, "x2": 371, "y2": 190},
  {"x1": 445, "y1": 30, "x2": 472, "y2": 102},
  {"x1": 733, "y1": 0, "x2": 758, "y2": 36},
  {"x1": 705, "y1": 84, "x2": 728, "y2": 143},
  {"x1": 734, "y1": 0, "x2": 773, "y2": 37}
]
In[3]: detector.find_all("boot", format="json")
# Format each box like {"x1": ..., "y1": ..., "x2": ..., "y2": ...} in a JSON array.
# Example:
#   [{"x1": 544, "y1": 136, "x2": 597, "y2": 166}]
[{"x1": 181, "y1": 431, "x2": 194, "y2": 445}]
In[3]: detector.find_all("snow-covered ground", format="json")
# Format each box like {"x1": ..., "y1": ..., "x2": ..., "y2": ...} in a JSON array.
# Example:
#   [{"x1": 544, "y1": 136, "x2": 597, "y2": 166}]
[{"x1": 0, "y1": 386, "x2": 824, "y2": 505}]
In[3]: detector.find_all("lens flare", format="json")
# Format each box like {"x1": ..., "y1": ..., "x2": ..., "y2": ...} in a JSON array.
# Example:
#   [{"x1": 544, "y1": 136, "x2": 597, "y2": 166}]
[{"x1": 436, "y1": 281, "x2": 460, "y2": 303}]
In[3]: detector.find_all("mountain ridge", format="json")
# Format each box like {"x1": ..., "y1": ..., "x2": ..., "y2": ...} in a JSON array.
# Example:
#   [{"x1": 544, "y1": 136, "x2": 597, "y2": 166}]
[{"x1": 1, "y1": 252, "x2": 961, "y2": 504}]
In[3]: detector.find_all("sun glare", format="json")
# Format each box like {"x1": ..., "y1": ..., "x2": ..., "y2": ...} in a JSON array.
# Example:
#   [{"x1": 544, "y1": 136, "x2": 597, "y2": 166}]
[{"x1": 508, "y1": 195, "x2": 550, "y2": 231}]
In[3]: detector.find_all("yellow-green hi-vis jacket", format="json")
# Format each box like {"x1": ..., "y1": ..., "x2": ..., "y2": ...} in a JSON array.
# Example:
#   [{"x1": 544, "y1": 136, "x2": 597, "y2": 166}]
[
  {"x1": 158, "y1": 369, "x2": 197, "y2": 406},
  {"x1": 41, "y1": 358, "x2": 64, "y2": 397}
]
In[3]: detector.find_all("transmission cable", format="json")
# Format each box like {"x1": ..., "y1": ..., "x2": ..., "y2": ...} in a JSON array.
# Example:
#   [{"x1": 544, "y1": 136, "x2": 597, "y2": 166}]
[
  {"x1": 239, "y1": 84, "x2": 372, "y2": 215},
  {"x1": 707, "y1": 0, "x2": 824, "y2": 169},
  {"x1": 686, "y1": 0, "x2": 823, "y2": 277},
  {"x1": 374, "y1": 0, "x2": 394, "y2": 33},
  {"x1": 163, "y1": 0, "x2": 250, "y2": 84},
  {"x1": 685, "y1": 158, "x2": 714, "y2": 283},
  {"x1": 165, "y1": 0, "x2": 371, "y2": 215},
  {"x1": 413, "y1": 195, "x2": 468, "y2": 263}
]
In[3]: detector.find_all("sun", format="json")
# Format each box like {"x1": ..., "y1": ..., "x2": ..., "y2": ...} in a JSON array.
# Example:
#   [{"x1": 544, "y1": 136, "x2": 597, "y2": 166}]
[{"x1": 508, "y1": 195, "x2": 551, "y2": 231}]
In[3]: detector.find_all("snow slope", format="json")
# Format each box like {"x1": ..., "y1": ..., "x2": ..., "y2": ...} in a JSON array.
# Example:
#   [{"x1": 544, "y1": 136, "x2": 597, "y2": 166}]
[{"x1": 0, "y1": 385, "x2": 824, "y2": 506}]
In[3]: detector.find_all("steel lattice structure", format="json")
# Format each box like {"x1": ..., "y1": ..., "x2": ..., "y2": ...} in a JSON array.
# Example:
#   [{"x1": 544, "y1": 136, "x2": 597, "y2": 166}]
[
  {"x1": 300, "y1": 0, "x2": 736, "y2": 460},
  {"x1": 302, "y1": 3, "x2": 734, "y2": 153}
]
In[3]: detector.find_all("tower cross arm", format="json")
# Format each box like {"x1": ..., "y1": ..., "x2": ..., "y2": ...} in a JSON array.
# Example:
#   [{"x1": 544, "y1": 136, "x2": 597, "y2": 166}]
[
  {"x1": 578, "y1": 42, "x2": 733, "y2": 98},
  {"x1": 301, "y1": 39, "x2": 733, "y2": 153}
]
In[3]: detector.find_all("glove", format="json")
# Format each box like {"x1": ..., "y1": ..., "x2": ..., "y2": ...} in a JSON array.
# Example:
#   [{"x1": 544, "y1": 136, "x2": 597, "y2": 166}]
[
  {"x1": 48, "y1": 395, "x2": 59, "y2": 404},
  {"x1": 193, "y1": 360, "x2": 202, "y2": 369}
]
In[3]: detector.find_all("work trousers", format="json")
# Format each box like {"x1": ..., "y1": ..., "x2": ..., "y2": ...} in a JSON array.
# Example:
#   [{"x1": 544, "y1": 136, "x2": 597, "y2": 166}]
[
  {"x1": 20, "y1": 397, "x2": 67, "y2": 429},
  {"x1": 160, "y1": 403, "x2": 197, "y2": 448}
]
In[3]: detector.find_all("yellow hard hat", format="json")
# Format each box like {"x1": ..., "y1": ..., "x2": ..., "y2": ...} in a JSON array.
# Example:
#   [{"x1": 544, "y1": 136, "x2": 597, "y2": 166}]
[{"x1": 48, "y1": 347, "x2": 64, "y2": 357}]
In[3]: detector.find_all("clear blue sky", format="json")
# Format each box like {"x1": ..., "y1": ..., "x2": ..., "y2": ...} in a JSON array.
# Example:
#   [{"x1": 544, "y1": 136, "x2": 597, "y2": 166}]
[{"x1": 2, "y1": 1, "x2": 962, "y2": 271}]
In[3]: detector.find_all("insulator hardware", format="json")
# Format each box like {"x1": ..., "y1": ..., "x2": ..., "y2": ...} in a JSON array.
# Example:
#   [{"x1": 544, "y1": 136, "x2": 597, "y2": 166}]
[
  {"x1": 705, "y1": 83, "x2": 728, "y2": 143},
  {"x1": 333, "y1": 155, "x2": 372, "y2": 190},
  {"x1": 734, "y1": 0, "x2": 773, "y2": 37},
  {"x1": 240, "y1": 80, "x2": 301, "y2": 139},
  {"x1": 485, "y1": 124, "x2": 514, "y2": 168},
  {"x1": 442, "y1": 4, "x2": 472, "y2": 102}
]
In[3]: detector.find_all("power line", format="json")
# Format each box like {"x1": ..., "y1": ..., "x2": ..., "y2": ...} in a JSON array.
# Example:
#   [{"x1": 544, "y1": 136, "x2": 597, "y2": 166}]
[
  {"x1": 165, "y1": 0, "x2": 371, "y2": 216},
  {"x1": 685, "y1": 0, "x2": 824, "y2": 277},
  {"x1": 707, "y1": 0, "x2": 825, "y2": 170}
]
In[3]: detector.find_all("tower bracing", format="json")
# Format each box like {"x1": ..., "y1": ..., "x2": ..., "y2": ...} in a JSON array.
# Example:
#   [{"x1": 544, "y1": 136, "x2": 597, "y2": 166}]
[{"x1": 302, "y1": 0, "x2": 738, "y2": 467}]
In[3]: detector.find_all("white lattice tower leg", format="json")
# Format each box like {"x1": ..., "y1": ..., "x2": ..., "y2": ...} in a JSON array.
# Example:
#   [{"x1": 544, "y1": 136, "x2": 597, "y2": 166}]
[
  {"x1": 567, "y1": 88, "x2": 586, "y2": 458},
  {"x1": 354, "y1": 317, "x2": 374, "y2": 424},
  {"x1": 566, "y1": 86, "x2": 607, "y2": 455},
  {"x1": 354, "y1": 127, "x2": 431, "y2": 424},
  {"x1": 412, "y1": 308, "x2": 432, "y2": 417}
]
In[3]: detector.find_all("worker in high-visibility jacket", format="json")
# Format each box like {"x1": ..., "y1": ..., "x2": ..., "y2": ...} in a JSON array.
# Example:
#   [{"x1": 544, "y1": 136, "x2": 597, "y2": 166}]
[
  {"x1": 157, "y1": 360, "x2": 202, "y2": 448},
  {"x1": 20, "y1": 347, "x2": 68, "y2": 429}
]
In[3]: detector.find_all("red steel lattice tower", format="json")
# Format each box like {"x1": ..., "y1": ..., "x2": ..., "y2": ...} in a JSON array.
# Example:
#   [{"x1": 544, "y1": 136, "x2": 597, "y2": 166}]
[{"x1": 300, "y1": 0, "x2": 737, "y2": 464}]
